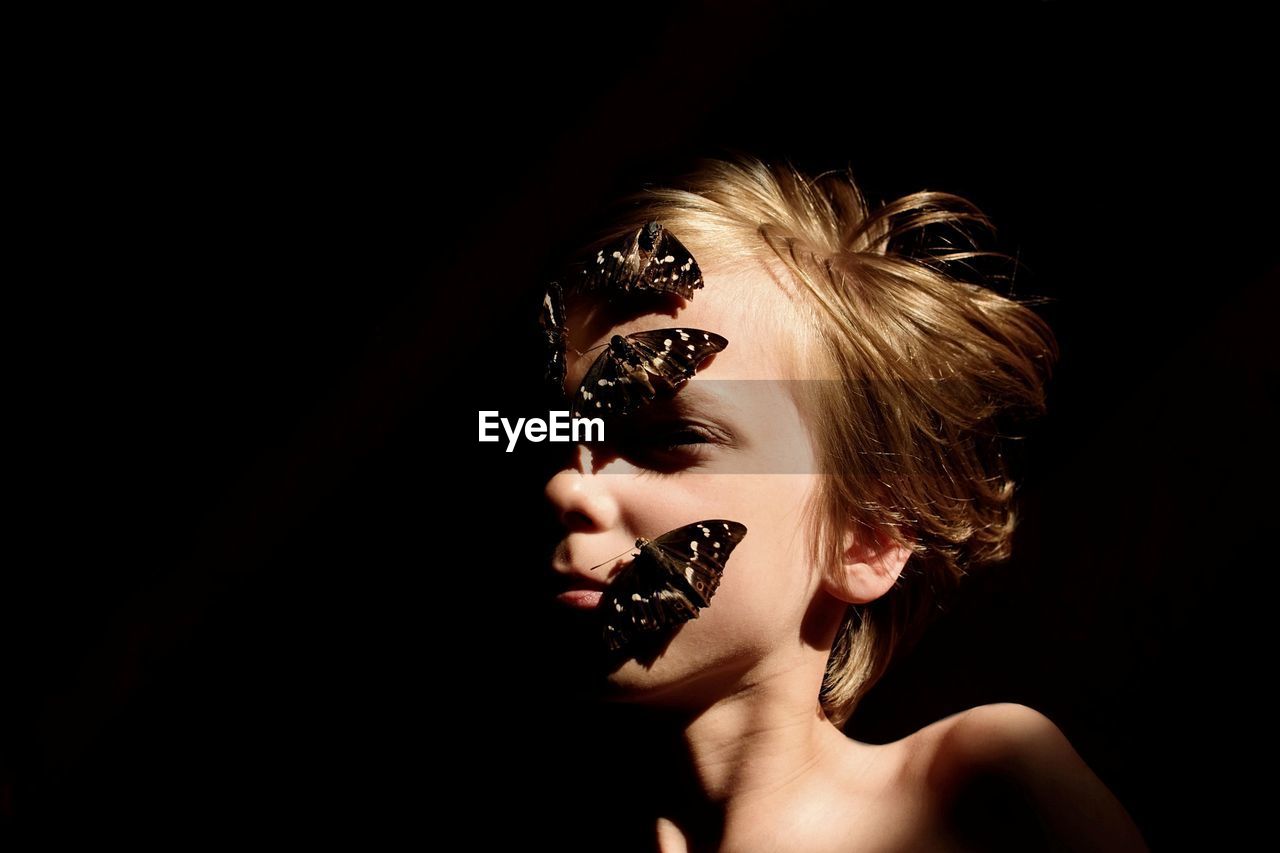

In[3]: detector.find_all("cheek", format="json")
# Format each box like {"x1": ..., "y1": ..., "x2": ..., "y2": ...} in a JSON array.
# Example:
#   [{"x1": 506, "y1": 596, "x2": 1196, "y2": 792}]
[
  {"x1": 715, "y1": 474, "x2": 819, "y2": 630},
  {"x1": 602, "y1": 474, "x2": 822, "y2": 700},
  {"x1": 622, "y1": 472, "x2": 819, "y2": 641}
]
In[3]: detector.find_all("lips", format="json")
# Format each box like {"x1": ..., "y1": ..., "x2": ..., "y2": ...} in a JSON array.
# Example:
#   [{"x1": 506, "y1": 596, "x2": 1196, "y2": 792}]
[
  {"x1": 550, "y1": 548, "x2": 612, "y2": 612},
  {"x1": 555, "y1": 588, "x2": 604, "y2": 610}
]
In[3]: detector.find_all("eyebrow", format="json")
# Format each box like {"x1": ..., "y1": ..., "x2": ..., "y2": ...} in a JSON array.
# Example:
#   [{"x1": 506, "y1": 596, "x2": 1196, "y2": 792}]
[
  {"x1": 625, "y1": 383, "x2": 745, "y2": 437},
  {"x1": 639, "y1": 383, "x2": 722, "y2": 414}
]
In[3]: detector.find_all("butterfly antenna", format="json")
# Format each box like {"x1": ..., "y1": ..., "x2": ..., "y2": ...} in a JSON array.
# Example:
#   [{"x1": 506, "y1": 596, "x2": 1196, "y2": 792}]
[
  {"x1": 575, "y1": 341, "x2": 609, "y2": 358},
  {"x1": 587, "y1": 546, "x2": 636, "y2": 572}
]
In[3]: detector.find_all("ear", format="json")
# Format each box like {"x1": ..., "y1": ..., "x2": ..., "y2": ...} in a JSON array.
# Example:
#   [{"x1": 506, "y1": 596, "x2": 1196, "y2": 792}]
[{"x1": 821, "y1": 522, "x2": 915, "y2": 605}]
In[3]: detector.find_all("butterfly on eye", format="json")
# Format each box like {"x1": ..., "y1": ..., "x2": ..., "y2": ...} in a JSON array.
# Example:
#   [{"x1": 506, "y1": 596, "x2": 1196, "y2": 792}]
[
  {"x1": 572, "y1": 328, "x2": 727, "y2": 419},
  {"x1": 539, "y1": 280, "x2": 569, "y2": 392},
  {"x1": 580, "y1": 220, "x2": 704, "y2": 301},
  {"x1": 598, "y1": 519, "x2": 748, "y2": 653}
]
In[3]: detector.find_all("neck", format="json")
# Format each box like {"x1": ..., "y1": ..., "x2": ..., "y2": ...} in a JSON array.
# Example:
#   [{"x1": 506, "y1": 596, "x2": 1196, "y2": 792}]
[
  {"x1": 629, "y1": 659, "x2": 870, "y2": 851},
  {"x1": 681, "y1": 673, "x2": 839, "y2": 806}
]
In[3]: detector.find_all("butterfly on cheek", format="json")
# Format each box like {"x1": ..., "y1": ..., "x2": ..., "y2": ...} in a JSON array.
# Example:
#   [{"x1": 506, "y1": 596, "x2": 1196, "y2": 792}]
[
  {"x1": 580, "y1": 220, "x2": 704, "y2": 301},
  {"x1": 598, "y1": 520, "x2": 749, "y2": 653},
  {"x1": 572, "y1": 328, "x2": 728, "y2": 419}
]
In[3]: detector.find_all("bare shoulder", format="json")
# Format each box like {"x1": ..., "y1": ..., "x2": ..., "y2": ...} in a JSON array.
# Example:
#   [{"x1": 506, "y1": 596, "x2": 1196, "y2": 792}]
[
  {"x1": 901, "y1": 703, "x2": 1151, "y2": 852},
  {"x1": 935, "y1": 702, "x2": 1088, "y2": 776}
]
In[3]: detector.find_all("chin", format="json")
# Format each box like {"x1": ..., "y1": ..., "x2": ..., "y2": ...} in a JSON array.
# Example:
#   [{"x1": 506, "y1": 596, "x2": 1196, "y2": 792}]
[
  {"x1": 559, "y1": 637, "x2": 708, "y2": 709},
  {"x1": 545, "y1": 613, "x2": 745, "y2": 709},
  {"x1": 599, "y1": 642, "x2": 755, "y2": 716},
  {"x1": 601, "y1": 651, "x2": 687, "y2": 694},
  {"x1": 596, "y1": 670, "x2": 705, "y2": 715}
]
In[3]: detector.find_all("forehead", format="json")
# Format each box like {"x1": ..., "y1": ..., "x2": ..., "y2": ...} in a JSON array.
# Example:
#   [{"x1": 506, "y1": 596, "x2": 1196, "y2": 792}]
[{"x1": 563, "y1": 259, "x2": 806, "y2": 389}]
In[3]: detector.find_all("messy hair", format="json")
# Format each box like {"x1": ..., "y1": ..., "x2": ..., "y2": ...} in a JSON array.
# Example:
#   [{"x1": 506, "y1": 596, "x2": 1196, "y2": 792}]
[{"x1": 580, "y1": 152, "x2": 1058, "y2": 728}]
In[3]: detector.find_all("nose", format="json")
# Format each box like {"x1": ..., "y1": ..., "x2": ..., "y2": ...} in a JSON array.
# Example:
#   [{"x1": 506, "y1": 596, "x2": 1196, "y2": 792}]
[{"x1": 544, "y1": 444, "x2": 621, "y2": 533}]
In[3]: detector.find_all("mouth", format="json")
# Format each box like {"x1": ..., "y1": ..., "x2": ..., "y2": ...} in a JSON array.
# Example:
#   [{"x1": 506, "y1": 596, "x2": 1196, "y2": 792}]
[
  {"x1": 555, "y1": 588, "x2": 605, "y2": 610},
  {"x1": 549, "y1": 553, "x2": 611, "y2": 610}
]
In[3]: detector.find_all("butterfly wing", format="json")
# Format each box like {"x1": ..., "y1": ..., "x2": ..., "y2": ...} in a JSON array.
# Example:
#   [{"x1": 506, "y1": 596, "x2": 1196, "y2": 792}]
[
  {"x1": 572, "y1": 340, "x2": 651, "y2": 419},
  {"x1": 571, "y1": 329, "x2": 727, "y2": 419},
  {"x1": 582, "y1": 221, "x2": 705, "y2": 300},
  {"x1": 625, "y1": 328, "x2": 728, "y2": 394},
  {"x1": 632, "y1": 222, "x2": 704, "y2": 299},
  {"x1": 539, "y1": 281, "x2": 568, "y2": 391},
  {"x1": 647, "y1": 520, "x2": 749, "y2": 608},
  {"x1": 599, "y1": 520, "x2": 748, "y2": 652},
  {"x1": 600, "y1": 550, "x2": 702, "y2": 652}
]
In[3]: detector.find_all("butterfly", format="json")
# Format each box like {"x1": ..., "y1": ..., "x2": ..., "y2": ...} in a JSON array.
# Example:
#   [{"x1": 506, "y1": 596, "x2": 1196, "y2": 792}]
[
  {"x1": 598, "y1": 520, "x2": 749, "y2": 652},
  {"x1": 539, "y1": 280, "x2": 569, "y2": 392},
  {"x1": 572, "y1": 328, "x2": 728, "y2": 419},
  {"x1": 580, "y1": 220, "x2": 704, "y2": 300}
]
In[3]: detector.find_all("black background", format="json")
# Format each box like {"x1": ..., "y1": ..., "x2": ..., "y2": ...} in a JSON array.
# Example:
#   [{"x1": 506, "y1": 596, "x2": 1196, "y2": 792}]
[{"x1": 8, "y1": 2, "x2": 1276, "y2": 848}]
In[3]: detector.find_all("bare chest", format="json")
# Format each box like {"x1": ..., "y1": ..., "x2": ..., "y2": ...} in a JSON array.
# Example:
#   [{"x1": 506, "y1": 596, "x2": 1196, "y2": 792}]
[{"x1": 657, "y1": 791, "x2": 973, "y2": 853}]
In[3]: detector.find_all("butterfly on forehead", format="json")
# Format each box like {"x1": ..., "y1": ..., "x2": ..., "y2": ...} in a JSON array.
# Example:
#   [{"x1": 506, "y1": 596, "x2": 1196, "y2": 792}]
[
  {"x1": 572, "y1": 327, "x2": 727, "y2": 419},
  {"x1": 539, "y1": 220, "x2": 717, "y2": 409},
  {"x1": 592, "y1": 519, "x2": 749, "y2": 653},
  {"x1": 580, "y1": 220, "x2": 704, "y2": 301}
]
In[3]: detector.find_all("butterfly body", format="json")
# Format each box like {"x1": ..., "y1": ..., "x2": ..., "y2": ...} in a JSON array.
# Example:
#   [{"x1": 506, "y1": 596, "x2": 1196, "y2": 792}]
[
  {"x1": 540, "y1": 281, "x2": 569, "y2": 391},
  {"x1": 573, "y1": 328, "x2": 727, "y2": 419},
  {"x1": 600, "y1": 520, "x2": 748, "y2": 652},
  {"x1": 582, "y1": 220, "x2": 704, "y2": 300}
]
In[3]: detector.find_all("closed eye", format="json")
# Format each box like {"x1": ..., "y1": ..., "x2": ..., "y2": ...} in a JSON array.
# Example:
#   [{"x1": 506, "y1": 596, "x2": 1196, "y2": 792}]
[
  {"x1": 652, "y1": 427, "x2": 712, "y2": 449},
  {"x1": 614, "y1": 421, "x2": 724, "y2": 472}
]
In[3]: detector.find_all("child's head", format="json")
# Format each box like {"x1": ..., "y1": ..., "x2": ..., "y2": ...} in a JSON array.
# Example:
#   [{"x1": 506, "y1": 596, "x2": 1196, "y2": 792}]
[{"x1": 546, "y1": 154, "x2": 1058, "y2": 726}]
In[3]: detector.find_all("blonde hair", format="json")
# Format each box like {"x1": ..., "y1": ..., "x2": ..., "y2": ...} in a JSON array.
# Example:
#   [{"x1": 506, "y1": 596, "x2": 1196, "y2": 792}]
[{"x1": 577, "y1": 152, "x2": 1059, "y2": 728}]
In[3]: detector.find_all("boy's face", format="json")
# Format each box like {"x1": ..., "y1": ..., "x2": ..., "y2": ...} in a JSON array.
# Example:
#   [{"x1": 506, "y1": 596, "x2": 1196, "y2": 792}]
[{"x1": 544, "y1": 259, "x2": 840, "y2": 709}]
